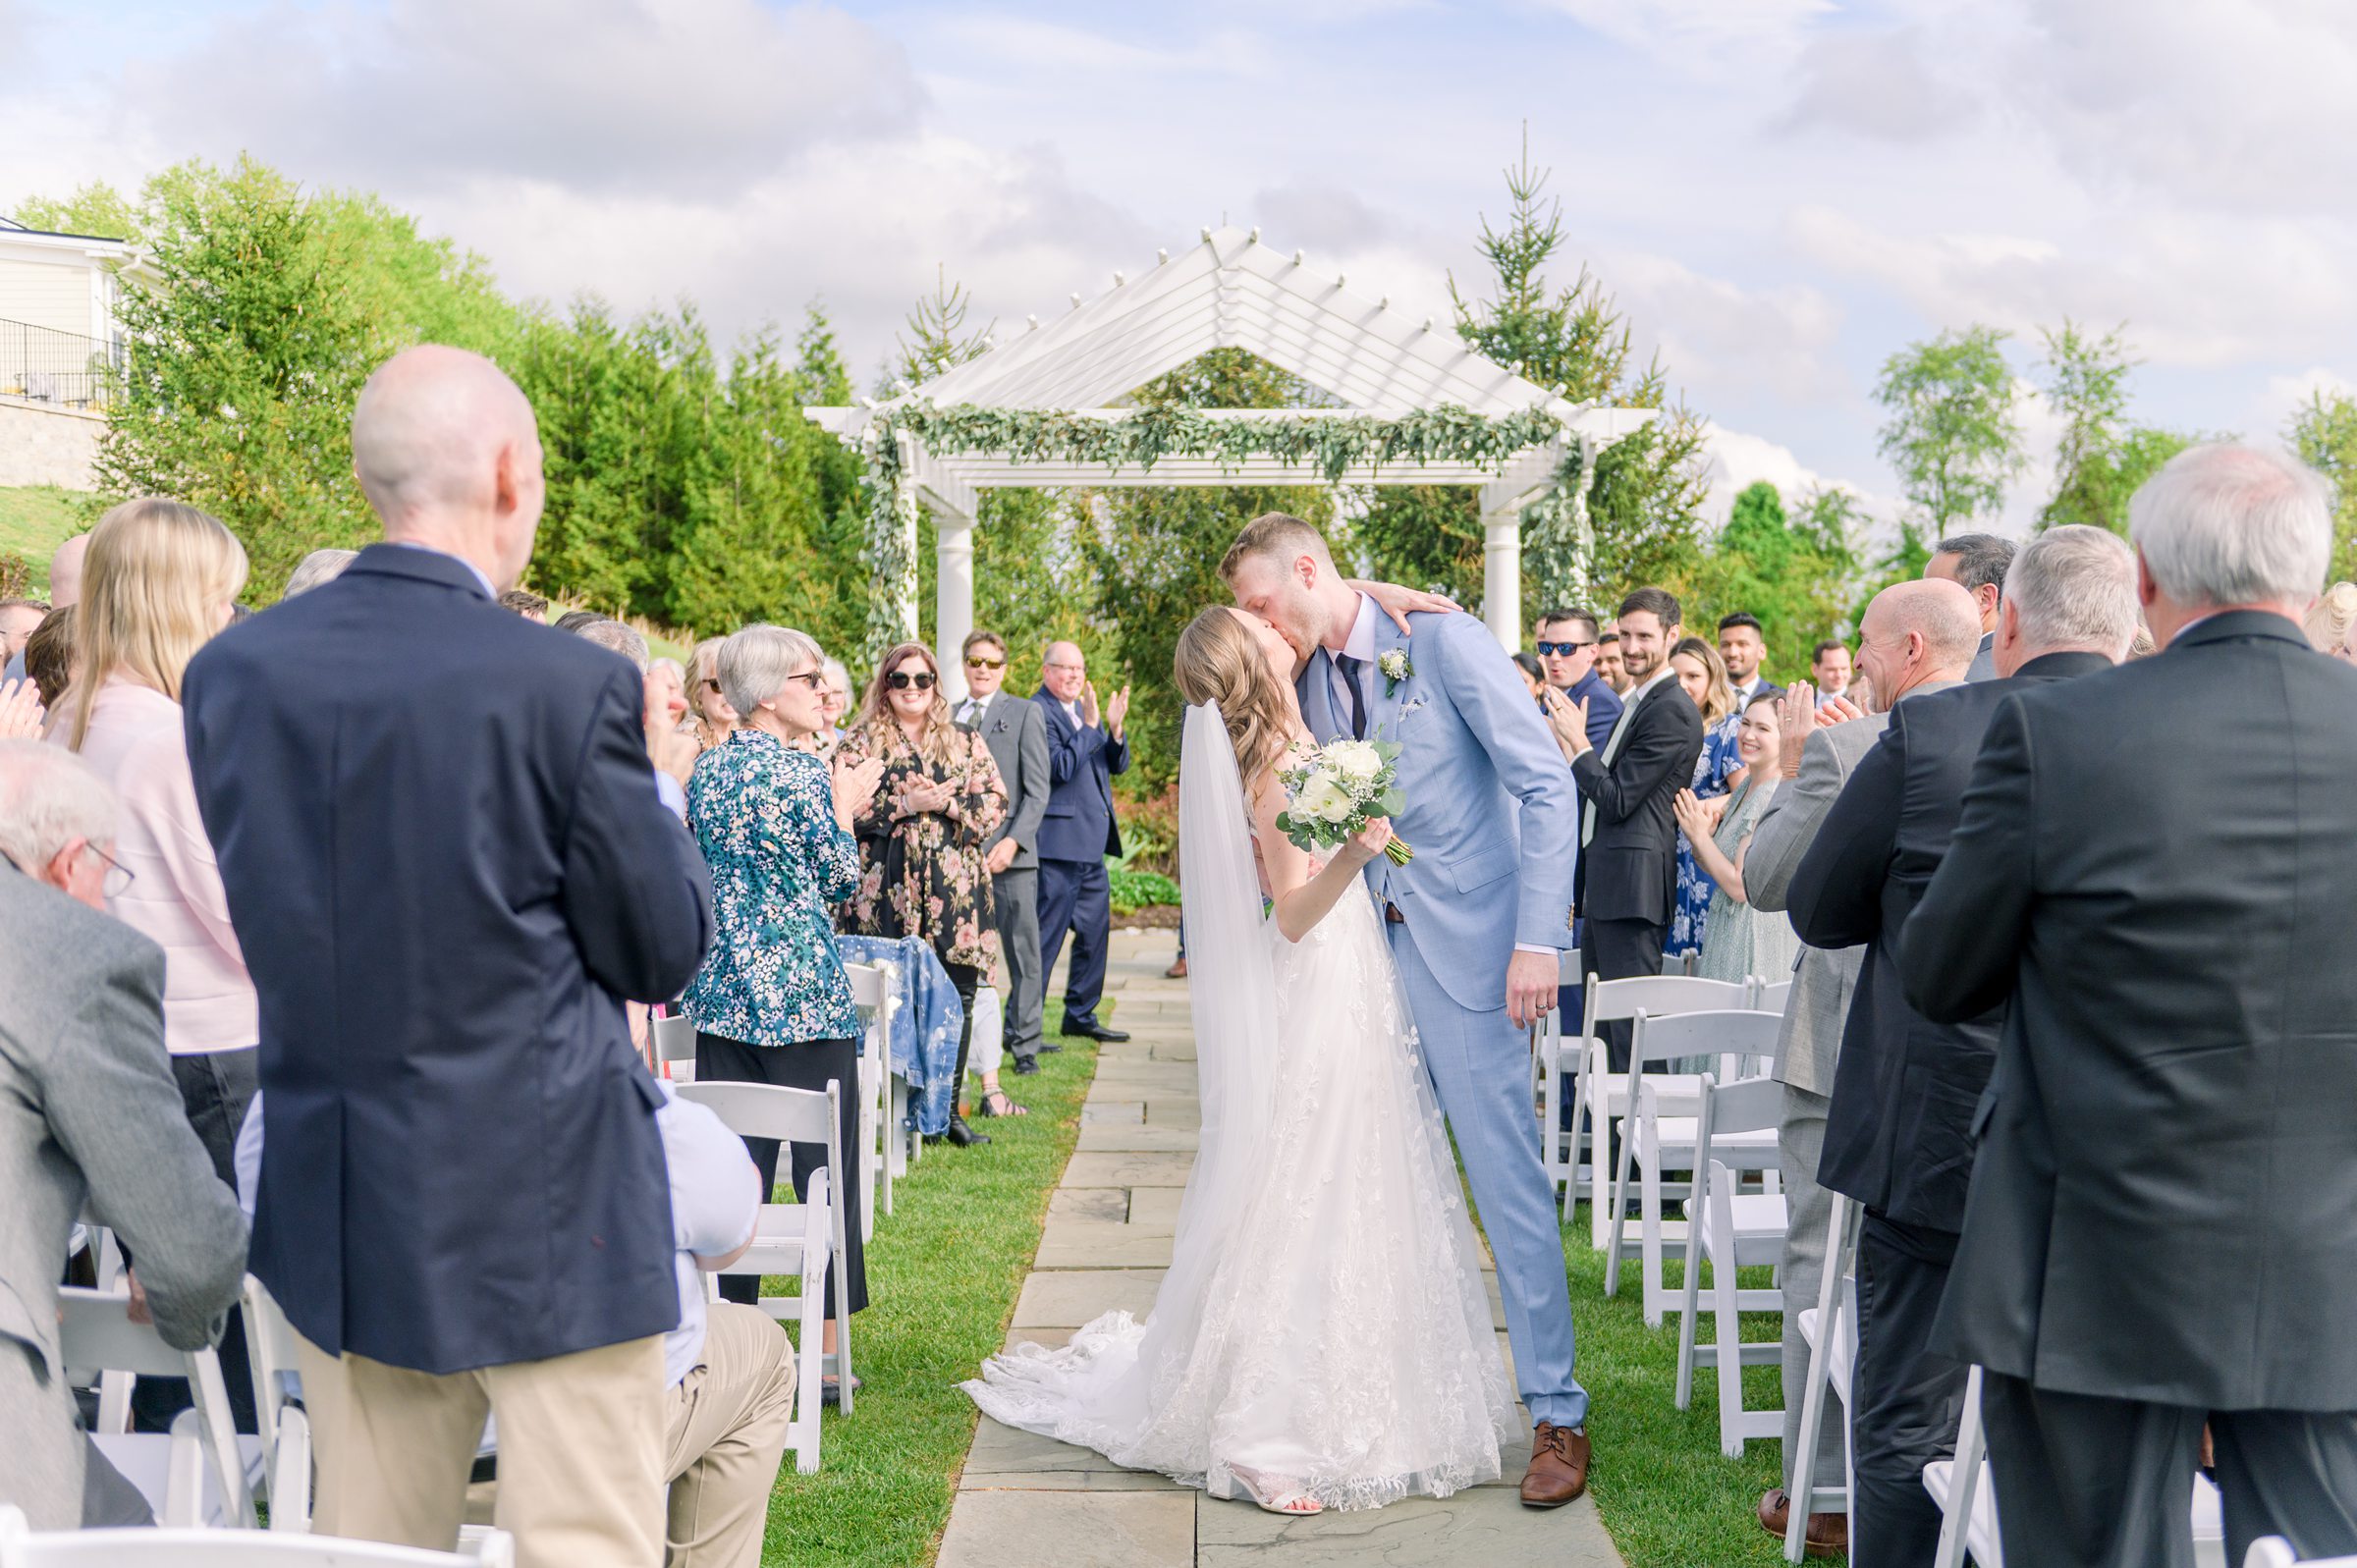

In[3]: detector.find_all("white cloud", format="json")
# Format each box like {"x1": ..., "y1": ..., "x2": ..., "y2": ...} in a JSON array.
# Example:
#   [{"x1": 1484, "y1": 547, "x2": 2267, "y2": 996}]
[
  {"x1": 1699, "y1": 421, "x2": 1894, "y2": 529},
  {"x1": 1608, "y1": 250, "x2": 1845, "y2": 404},
  {"x1": 1774, "y1": 26, "x2": 1978, "y2": 142},
  {"x1": 1545, "y1": 0, "x2": 1835, "y2": 62}
]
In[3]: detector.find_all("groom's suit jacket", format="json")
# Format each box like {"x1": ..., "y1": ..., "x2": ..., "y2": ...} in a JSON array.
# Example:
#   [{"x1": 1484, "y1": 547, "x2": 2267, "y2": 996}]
[{"x1": 1298, "y1": 604, "x2": 1580, "y2": 1012}]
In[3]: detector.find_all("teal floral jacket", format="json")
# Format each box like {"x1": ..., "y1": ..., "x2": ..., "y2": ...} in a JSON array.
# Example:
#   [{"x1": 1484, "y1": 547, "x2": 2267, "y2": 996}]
[{"x1": 683, "y1": 730, "x2": 862, "y2": 1045}]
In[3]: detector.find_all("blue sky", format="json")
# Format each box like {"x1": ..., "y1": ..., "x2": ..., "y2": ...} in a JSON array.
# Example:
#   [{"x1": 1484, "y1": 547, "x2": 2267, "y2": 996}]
[{"x1": 6, "y1": 0, "x2": 2353, "y2": 532}]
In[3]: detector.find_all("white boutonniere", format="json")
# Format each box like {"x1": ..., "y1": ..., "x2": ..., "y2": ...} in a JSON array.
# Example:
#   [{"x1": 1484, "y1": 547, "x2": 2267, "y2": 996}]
[{"x1": 1377, "y1": 649, "x2": 1412, "y2": 696}]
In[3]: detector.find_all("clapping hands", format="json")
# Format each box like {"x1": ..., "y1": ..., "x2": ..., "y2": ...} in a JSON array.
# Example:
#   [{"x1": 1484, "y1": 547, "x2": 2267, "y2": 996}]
[{"x1": 0, "y1": 677, "x2": 45, "y2": 741}]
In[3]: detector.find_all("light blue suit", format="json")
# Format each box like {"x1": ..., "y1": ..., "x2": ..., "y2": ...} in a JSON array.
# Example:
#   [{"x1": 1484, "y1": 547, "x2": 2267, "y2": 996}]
[{"x1": 1298, "y1": 601, "x2": 1588, "y2": 1427}]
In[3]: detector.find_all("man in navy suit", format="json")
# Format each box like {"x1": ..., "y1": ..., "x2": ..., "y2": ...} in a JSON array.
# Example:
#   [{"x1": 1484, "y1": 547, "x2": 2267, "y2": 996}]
[
  {"x1": 1033, "y1": 641, "x2": 1131, "y2": 1045},
  {"x1": 182, "y1": 346, "x2": 714, "y2": 1568}
]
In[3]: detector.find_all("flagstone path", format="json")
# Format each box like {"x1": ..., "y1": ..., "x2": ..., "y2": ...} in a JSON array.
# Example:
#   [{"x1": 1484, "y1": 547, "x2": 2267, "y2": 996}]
[{"x1": 937, "y1": 933, "x2": 1627, "y2": 1568}]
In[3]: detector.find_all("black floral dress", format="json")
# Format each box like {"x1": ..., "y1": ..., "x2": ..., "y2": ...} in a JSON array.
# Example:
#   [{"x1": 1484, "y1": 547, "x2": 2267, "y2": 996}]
[{"x1": 835, "y1": 719, "x2": 1009, "y2": 986}]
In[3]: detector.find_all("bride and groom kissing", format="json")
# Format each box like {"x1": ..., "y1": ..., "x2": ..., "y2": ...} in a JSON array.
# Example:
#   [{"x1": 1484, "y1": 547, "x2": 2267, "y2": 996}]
[{"x1": 964, "y1": 513, "x2": 1589, "y2": 1517}]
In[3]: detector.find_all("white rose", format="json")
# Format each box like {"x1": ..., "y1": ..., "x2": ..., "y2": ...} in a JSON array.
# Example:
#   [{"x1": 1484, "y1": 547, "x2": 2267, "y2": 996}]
[
  {"x1": 1295, "y1": 776, "x2": 1355, "y2": 824},
  {"x1": 1328, "y1": 740, "x2": 1382, "y2": 781}
]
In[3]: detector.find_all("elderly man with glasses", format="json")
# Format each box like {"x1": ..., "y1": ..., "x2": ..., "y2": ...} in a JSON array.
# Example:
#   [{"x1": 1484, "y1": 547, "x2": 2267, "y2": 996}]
[{"x1": 1031, "y1": 641, "x2": 1131, "y2": 1046}]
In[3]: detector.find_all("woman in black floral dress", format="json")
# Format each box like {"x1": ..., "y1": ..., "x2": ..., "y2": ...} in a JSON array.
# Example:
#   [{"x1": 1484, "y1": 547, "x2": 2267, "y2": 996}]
[{"x1": 835, "y1": 641, "x2": 1010, "y2": 1147}]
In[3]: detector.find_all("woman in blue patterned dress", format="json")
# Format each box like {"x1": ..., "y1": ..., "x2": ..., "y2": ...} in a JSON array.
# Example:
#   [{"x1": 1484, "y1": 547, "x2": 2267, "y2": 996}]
[
  {"x1": 684, "y1": 623, "x2": 887, "y2": 1340},
  {"x1": 1666, "y1": 635, "x2": 1741, "y2": 959}
]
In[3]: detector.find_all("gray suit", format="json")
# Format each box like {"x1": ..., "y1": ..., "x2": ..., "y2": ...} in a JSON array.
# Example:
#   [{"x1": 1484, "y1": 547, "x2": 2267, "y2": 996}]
[
  {"x1": 0, "y1": 865, "x2": 248, "y2": 1530},
  {"x1": 1966, "y1": 629, "x2": 1997, "y2": 682},
  {"x1": 963, "y1": 691, "x2": 1051, "y2": 1059},
  {"x1": 1744, "y1": 708, "x2": 1889, "y2": 1494}
]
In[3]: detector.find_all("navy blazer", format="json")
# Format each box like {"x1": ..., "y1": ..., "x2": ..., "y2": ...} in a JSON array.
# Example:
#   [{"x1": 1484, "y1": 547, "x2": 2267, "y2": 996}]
[
  {"x1": 1033, "y1": 688, "x2": 1128, "y2": 863},
  {"x1": 1560, "y1": 669, "x2": 1623, "y2": 754},
  {"x1": 182, "y1": 544, "x2": 714, "y2": 1374}
]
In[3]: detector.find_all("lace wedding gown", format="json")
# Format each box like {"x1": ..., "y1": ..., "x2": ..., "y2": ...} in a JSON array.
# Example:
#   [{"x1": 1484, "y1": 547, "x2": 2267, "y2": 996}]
[{"x1": 962, "y1": 706, "x2": 1513, "y2": 1511}]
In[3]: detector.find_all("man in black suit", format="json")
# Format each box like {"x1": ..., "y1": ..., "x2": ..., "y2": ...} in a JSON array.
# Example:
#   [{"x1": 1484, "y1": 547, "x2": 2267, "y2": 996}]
[
  {"x1": 1717, "y1": 611, "x2": 1784, "y2": 705},
  {"x1": 1903, "y1": 447, "x2": 2357, "y2": 1568},
  {"x1": 1564, "y1": 586, "x2": 1704, "y2": 1070},
  {"x1": 1925, "y1": 532, "x2": 2017, "y2": 681},
  {"x1": 959, "y1": 628, "x2": 1052, "y2": 1074},
  {"x1": 1034, "y1": 641, "x2": 1131, "y2": 1045},
  {"x1": 1788, "y1": 534, "x2": 2138, "y2": 1565},
  {"x1": 184, "y1": 346, "x2": 714, "y2": 1568}
]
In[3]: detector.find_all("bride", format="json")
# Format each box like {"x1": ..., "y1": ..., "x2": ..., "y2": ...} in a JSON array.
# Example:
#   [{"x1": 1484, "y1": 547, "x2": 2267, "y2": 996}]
[{"x1": 961, "y1": 605, "x2": 1514, "y2": 1515}]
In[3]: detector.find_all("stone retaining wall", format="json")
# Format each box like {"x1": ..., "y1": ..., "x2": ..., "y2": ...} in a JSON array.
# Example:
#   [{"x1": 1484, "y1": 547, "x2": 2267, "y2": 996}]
[{"x1": 0, "y1": 396, "x2": 102, "y2": 488}]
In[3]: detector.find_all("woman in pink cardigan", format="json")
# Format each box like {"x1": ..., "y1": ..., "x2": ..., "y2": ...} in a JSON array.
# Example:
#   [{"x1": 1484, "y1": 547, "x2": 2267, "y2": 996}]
[{"x1": 61, "y1": 499, "x2": 256, "y2": 1174}]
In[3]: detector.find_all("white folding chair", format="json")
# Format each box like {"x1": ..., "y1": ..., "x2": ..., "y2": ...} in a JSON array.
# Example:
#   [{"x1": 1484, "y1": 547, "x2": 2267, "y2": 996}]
[
  {"x1": 1672, "y1": 1072, "x2": 1790, "y2": 1456},
  {"x1": 0, "y1": 1504, "x2": 515, "y2": 1565},
  {"x1": 1572, "y1": 973, "x2": 1753, "y2": 1237},
  {"x1": 1786, "y1": 1194, "x2": 1859, "y2": 1562},
  {"x1": 1753, "y1": 977, "x2": 1793, "y2": 1015},
  {"x1": 675, "y1": 1078, "x2": 851, "y2": 1473},
  {"x1": 1604, "y1": 1006, "x2": 1784, "y2": 1310},
  {"x1": 2245, "y1": 1542, "x2": 2357, "y2": 1568},
  {"x1": 239, "y1": 1276, "x2": 311, "y2": 1531},
  {"x1": 59, "y1": 1287, "x2": 260, "y2": 1529},
  {"x1": 1533, "y1": 946, "x2": 1585, "y2": 1201},
  {"x1": 649, "y1": 1013, "x2": 698, "y2": 1083},
  {"x1": 846, "y1": 962, "x2": 888, "y2": 1232}
]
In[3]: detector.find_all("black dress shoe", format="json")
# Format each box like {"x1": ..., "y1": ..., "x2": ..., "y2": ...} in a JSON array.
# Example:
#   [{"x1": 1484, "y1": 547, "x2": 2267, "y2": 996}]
[
  {"x1": 1061, "y1": 1018, "x2": 1129, "y2": 1043},
  {"x1": 1012, "y1": 1054, "x2": 1040, "y2": 1075},
  {"x1": 944, "y1": 1115, "x2": 991, "y2": 1147}
]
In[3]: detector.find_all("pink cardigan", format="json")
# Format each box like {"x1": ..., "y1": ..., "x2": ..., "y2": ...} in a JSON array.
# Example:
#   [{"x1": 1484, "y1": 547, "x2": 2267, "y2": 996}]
[{"x1": 67, "y1": 678, "x2": 258, "y2": 1055}]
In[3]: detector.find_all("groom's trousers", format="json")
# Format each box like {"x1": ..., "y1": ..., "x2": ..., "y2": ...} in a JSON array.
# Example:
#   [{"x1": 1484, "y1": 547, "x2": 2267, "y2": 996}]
[{"x1": 1388, "y1": 926, "x2": 1588, "y2": 1431}]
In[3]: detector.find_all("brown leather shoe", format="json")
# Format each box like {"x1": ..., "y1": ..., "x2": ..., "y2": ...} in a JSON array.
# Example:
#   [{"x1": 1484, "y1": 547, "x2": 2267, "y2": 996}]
[
  {"x1": 1757, "y1": 1488, "x2": 1847, "y2": 1557},
  {"x1": 1520, "y1": 1422, "x2": 1591, "y2": 1507}
]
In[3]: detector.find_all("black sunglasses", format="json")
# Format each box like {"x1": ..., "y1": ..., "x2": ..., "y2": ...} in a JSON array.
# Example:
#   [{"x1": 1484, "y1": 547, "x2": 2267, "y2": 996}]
[
  {"x1": 886, "y1": 671, "x2": 937, "y2": 691},
  {"x1": 1535, "y1": 640, "x2": 1596, "y2": 658}
]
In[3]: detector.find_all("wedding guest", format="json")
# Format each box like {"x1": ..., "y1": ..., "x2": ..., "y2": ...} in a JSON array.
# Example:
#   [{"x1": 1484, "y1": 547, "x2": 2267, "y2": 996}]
[
  {"x1": 23, "y1": 606, "x2": 73, "y2": 709},
  {"x1": 1673, "y1": 693, "x2": 1796, "y2": 987},
  {"x1": 820, "y1": 658, "x2": 852, "y2": 749},
  {"x1": 1512, "y1": 650, "x2": 1547, "y2": 702},
  {"x1": 0, "y1": 598, "x2": 45, "y2": 664},
  {"x1": 1905, "y1": 450, "x2": 2357, "y2": 1568},
  {"x1": 2306, "y1": 580, "x2": 2355, "y2": 659},
  {"x1": 0, "y1": 741, "x2": 247, "y2": 1531},
  {"x1": 3, "y1": 535, "x2": 82, "y2": 684},
  {"x1": 1535, "y1": 606, "x2": 1622, "y2": 761},
  {"x1": 959, "y1": 628, "x2": 1052, "y2": 1086},
  {"x1": 572, "y1": 614, "x2": 648, "y2": 669},
  {"x1": 1035, "y1": 640, "x2": 1132, "y2": 1046},
  {"x1": 1717, "y1": 612, "x2": 1782, "y2": 704},
  {"x1": 498, "y1": 587, "x2": 549, "y2": 621},
  {"x1": 57, "y1": 499, "x2": 261, "y2": 1431},
  {"x1": 1666, "y1": 635, "x2": 1740, "y2": 958},
  {"x1": 182, "y1": 345, "x2": 715, "y2": 1568},
  {"x1": 683, "y1": 624, "x2": 883, "y2": 1370},
  {"x1": 550, "y1": 607, "x2": 605, "y2": 634},
  {"x1": 839, "y1": 641, "x2": 1011, "y2": 1146},
  {"x1": 569, "y1": 619, "x2": 696, "y2": 810},
  {"x1": 689, "y1": 636, "x2": 740, "y2": 750},
  {"x1": 1792, "y1": 534, "x2": 2135, "y2": 1564},
  {"x1": 1809, "y1": 638, "x2": 1852, "y2": 704},
  {"x1": 1925, "y1": 532, "x2": 2016, "y2": 680},
  {"x1": 0, "y1": 678, "x2": 39, "y2": 741},
  {"x1": 1595, "y1": 628, "x2": 1628, "y2": 693},
  {"x1": 1562, "y1": 587, "x2": 1704, "y2": 1070},
  {"x1": 282, "y1": 547, "x2": 357, "y2": 598}
]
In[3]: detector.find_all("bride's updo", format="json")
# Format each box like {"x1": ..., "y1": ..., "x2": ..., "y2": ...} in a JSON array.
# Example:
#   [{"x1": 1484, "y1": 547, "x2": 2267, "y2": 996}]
[{"x1": 1174, "y1": 607, "x2": 1295, "y2": 787}]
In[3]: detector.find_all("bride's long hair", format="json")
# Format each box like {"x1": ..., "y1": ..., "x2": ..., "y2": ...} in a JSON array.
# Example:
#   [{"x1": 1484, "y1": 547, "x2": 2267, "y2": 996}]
[{"x1": 1174, "y1": 608, "x2": 1295, "y2": 789}]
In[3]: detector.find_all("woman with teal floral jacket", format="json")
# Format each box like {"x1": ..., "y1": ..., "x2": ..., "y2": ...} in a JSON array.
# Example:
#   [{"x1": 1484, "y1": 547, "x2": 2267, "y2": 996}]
[{"x1": 685, "y1": 623, "x2": 885, "y2": 1342}]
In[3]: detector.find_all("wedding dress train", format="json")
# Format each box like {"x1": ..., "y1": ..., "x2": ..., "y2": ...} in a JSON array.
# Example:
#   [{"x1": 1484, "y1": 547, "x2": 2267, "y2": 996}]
[{"x1": 961, "y1": 704, "x2": 1513, "y2": 1511}]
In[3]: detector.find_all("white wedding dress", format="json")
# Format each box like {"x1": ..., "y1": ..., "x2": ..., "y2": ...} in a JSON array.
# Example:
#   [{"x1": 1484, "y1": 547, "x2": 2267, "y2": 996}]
[{"x1": 962, "y1": 704, "x2": 1514, "y2": 1511}]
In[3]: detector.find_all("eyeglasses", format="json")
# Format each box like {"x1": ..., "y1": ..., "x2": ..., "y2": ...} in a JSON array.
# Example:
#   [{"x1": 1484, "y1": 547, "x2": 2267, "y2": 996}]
[
  {"x1": 886, "y1": 671, "x2": 937, "y2": 691},
  {"x1": 781, "y1": 671, "x2": 823, "y2": 691},
  {"x1": 965, "y1": 655, "x2": 1006, "y2": 671},
  {"x1": 85, "y1": 843, "x2": 134, "y2": 899},
  {"x1": 1534, "y1": 640, "x2": 1596, "y2": 658}
]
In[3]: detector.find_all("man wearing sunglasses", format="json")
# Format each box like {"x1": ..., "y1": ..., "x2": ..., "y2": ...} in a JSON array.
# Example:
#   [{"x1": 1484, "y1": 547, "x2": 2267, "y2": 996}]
[
  {"x1": 958, "y1": 630, "x2": 1053, "y2": 1074},
  {"x1": 1033, "y1": 642, "x2": 1131, "y2": 1045},
  {"x1": 1533, "y1": 608, "x2": 1622, "y2": 758}
]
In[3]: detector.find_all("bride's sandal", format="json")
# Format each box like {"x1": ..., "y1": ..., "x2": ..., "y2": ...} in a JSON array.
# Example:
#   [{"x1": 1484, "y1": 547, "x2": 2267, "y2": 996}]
[{"x1": 1233, "y1": 1466, "x2": 1324, "y2": 1517}]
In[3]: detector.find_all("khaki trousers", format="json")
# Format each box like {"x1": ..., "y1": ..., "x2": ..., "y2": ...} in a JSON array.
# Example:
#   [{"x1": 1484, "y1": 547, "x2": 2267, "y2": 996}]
[
  {"x1": 297, "y1": 1329, "x2": 667, "y2": 1568},
  {"x1": 465, "y1": 1303, "x2": 796, "y2": 1568}
]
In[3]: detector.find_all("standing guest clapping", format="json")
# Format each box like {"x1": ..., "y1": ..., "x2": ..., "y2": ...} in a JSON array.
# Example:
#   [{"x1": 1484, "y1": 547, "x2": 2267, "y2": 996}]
[
  {"x1": 1035, "y1": 641, "x2": 1131, "y2": 1047},
  {"x1": 1665, "y1": 635, "x2": 1740, "y2": 959},
  {"x1": 1673, "y1": 693, "x2": 1797, "y2": 988},
  {"x1": 837, "y1": 641, "x2": 1011, "y2": 1147},
  {"x1": 681, "y1": 624, "x2": 885, "y2": 1390},
  {"x1": 181, "y1": 346, "x2": 715, "y2": 1568},
  {"x1": 57, "y1": 499, "x2": 260, "y2": 1432}
]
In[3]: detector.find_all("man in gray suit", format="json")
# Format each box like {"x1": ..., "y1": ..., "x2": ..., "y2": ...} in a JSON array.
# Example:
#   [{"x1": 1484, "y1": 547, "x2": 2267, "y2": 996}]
[
  {"x1": 0, "y1": 742, "x2": 248, "y2": 1530},
  {"x1": 1925, "y1": 532, "x2": 2016, "y2": 681},
  {"x1": 1737, "y1": 581, "x2": 1974, "y2": 1554},
  {"x1": 956, "y1": 629, "x2": 1053, "y2": 1076},
  {"x1": 1906, "y1": 446, "x2": 2357, "y2": 1568}
]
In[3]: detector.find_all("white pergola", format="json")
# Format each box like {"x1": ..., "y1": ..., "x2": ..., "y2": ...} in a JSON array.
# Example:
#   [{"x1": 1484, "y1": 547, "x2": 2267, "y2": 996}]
[{"x1": 808, "y1": 226, "x2": 1654, "y2": 697}]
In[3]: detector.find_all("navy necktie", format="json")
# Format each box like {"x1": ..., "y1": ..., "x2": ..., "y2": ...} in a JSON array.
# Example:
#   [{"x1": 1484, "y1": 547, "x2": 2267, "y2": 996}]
[{"x1": 1335, "y1": 655, "x2": 1369, "y2": 740}]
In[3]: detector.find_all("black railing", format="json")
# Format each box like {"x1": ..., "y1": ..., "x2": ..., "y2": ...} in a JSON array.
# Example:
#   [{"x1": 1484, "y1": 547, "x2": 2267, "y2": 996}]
[{"x1": 0, "y1": 317, "x2": 119, "y2": 408}]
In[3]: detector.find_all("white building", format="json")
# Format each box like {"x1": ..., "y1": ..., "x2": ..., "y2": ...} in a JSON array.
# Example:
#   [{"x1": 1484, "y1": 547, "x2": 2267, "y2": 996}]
[{"x1": 0, "y1": 218, "x2": 134, "y2": 486}]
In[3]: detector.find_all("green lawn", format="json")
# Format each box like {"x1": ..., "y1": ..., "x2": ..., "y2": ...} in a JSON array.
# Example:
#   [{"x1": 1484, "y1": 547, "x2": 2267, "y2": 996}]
[
  {"x1": 756, "y1": 1033, "x2": 1100, "y2": 1567},
  {"x1": 0, "y1": 484, "x2": 91, "y2": 593}
]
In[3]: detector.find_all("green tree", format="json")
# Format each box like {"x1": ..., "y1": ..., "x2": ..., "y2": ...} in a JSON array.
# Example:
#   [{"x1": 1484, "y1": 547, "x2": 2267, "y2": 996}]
[
  {"x1": 2289, "y1": 388, "x2": 2357, "y2": 583},
  {"x1": 2035, "y1": 321, "x2": 2202, "y2": 536},
  {"x1": 1873, "y1": 325, "x2": 2026, "y2": 552},
  {"x1": 1694, "y1": 481, "x2": 1860, "y2": 672}
]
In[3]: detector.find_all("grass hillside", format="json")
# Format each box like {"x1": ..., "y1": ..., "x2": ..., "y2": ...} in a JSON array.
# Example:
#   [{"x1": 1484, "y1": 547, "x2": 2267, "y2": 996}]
[{"x1": 0, "y1": 486, "x2": 91, "y2": 595}]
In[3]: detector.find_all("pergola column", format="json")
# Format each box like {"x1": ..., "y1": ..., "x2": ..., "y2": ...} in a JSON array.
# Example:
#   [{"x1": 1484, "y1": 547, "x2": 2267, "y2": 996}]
[
  {"x1": 936, "y1": 505, "x2": 975, "y2": 701},
  {"x1": 1481, "y1": 501, "x2": 1522, "y2": 651}
]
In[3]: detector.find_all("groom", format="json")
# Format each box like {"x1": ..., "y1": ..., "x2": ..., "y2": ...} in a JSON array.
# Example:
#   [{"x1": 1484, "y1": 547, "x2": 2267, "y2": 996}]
[{"x1": 1222, "y1": 513, "x2": 1592, "y2": 1506}]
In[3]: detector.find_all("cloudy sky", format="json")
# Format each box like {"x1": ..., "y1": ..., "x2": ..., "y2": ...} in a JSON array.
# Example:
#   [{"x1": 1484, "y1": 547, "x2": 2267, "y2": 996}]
[{"x1": 5, "y1": 0, "x2": 2353, "y2": 531}]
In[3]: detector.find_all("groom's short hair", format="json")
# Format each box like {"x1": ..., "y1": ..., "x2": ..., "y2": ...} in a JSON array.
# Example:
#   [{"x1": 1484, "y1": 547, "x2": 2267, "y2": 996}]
[
  {"x1": 1221, "y1": 513, "x2": 1333, "y2": 582},
  {"x1": 1618, "y1": 586, "x2": 1681, "y2": 629}
]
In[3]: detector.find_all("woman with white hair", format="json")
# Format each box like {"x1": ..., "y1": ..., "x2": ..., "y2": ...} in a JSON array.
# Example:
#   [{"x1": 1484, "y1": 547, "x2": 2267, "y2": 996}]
[{"x1": 682, "y1": 624, "x2": 886, "y2": 1367}]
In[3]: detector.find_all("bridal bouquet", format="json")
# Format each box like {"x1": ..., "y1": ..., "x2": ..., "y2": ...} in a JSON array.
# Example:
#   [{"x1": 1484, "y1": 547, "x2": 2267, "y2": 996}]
[{"x1": 1276, "y1": 738, "x2": 1414, "y2": 864}]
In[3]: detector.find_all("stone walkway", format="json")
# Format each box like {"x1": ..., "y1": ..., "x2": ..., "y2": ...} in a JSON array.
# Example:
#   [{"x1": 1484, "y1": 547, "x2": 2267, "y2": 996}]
[{"x1": 938, "y1": 933, "x2": 1626, "y2": 1568}]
